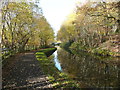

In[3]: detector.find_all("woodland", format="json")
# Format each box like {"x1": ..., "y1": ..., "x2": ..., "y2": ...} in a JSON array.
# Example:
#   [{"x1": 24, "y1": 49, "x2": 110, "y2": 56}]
[
  {"x1": 1, "y1": 2, "x2": 54, "y2": 53},
  {"x1": 57, "y1": 1, "x2": 120, "y2": 56},
  {"x1": 1, "y1": 1, "x2": 120, "y2": 89}
]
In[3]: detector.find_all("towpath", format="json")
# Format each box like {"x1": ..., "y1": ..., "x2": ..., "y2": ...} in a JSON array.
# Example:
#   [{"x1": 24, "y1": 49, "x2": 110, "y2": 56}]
[{"x1": 2, "y1": 51, "x2": 52, "y2": 89}]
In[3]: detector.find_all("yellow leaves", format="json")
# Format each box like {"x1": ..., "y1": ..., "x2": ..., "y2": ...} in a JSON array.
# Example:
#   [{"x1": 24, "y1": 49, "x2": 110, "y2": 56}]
[
  {"x1": 58, "y1": 1, "x2": 119, "y2": 46},
  {"x1": 28, "y1": 15, "x2": 54, "y2": 46},
  {"x1": 57, "y1": 12, "x2": 77, "y2": 41},
  {"x1": 7, "y1": 2, "x2": 17, "y2": 10},
  {"x1": 2, "y1": 1, "x2": 54, "y2": 48}
]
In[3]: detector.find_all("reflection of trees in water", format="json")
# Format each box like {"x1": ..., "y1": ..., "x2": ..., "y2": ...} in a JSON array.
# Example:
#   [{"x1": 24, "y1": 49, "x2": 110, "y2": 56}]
[{"x1": 57, "y1": 49, "x2": 119, "y2": 88}]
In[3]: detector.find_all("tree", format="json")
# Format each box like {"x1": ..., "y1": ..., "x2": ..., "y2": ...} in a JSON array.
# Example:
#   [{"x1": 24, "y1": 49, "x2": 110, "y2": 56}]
[
  {"x1": 2, "y1": 1, "x2": 55, "y2": 52},
  {"x1": 57, "y1": 1, "x2": 120, "y2": 54}
]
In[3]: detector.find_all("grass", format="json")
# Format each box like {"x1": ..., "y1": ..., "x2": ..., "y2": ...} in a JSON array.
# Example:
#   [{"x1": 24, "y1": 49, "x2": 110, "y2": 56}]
[{"x1": 35, "y1": 47, "x2": 80, "y2": 88}]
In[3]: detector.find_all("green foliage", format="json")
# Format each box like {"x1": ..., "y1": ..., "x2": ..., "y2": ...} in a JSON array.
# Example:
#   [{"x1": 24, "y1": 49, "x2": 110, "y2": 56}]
[
  {"x1": 35, "y1": 48, "x2": 80, "y2": 88},
  {"x1": 57, "y1": 1, "x2": 120, "y2": 56},
  {"x1": 2, "y1": 2, "x2": 54, "y2": 52},
  {"x1": 57, "y1": 13, "x2": 76, "y2": 42},
  {"x1": 60, "y1": 41, "x2": 73, "y2": 49},
  {"x1": 92, "y1": 48, "x2": 117, "y2": 56},
  {"x1": 92, "y1": 49, "x2": 110, "y2": 56}
]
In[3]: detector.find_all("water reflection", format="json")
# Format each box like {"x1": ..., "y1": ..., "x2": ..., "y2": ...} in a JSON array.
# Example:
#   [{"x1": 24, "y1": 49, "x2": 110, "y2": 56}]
[
  {"x1": 53, "y1": 50, "x2": 62, "y2": 71},
  {"x1": 53, "y1": 48, "x2": 119, "y2": 88}
]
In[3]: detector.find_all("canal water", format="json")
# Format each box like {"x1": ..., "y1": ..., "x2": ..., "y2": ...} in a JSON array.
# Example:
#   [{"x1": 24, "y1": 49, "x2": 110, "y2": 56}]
[{"x1": 52, "y1": 47, "x2": 119, "y2": 88}]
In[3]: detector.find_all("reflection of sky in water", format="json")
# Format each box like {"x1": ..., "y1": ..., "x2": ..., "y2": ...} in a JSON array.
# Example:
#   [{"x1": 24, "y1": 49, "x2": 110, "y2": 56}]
[{"x1": 53, "y1": 50, "x2": 62, "y2": 71}]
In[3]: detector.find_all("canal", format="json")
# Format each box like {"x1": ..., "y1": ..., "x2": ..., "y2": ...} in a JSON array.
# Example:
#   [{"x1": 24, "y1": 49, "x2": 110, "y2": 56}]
[{"x1": 51, "y1": 47, "x2": 119, "y2": 88}]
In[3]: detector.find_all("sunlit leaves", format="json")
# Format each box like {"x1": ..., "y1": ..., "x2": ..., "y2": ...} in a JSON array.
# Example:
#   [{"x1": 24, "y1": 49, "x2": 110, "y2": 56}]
[
  {"x1": 57, "y1": 1, "x2": 119, "y2": 51},
  {"x1": 2, "y1": 2, "x2": 54, "y2": 51}
]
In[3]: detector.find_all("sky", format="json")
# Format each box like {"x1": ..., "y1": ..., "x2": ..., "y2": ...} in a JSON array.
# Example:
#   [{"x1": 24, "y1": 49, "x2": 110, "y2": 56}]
[{"x1": 40, "y1": 0, "x2": 86, "y2": 35}]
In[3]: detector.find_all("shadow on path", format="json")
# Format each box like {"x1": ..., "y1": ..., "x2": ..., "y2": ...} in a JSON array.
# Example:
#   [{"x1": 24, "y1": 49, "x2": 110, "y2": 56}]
[{"x1": 2, "y1": 51, "x2": 52, "y2": 89}]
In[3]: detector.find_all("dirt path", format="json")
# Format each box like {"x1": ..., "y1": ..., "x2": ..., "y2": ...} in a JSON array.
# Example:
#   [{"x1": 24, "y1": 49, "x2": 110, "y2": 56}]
[{"x1": 2, "y1": 51, "x2": 52, "y2": 89}]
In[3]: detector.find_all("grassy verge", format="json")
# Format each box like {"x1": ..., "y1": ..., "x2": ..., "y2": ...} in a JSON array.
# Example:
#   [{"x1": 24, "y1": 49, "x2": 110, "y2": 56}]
[
  {"x1": 36, "y1": 48, "x2": 80, "y2": 88},
  {"x1": 69, "y1": 42, "x2": 119, "y2": 57}
]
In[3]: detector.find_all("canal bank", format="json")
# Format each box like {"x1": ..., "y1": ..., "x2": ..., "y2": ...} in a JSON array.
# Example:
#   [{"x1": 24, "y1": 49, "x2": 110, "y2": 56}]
[
  {"x1": 36, "y1": 47, "x2": 80, "y2": 88},
  {"x1": 36, "y1": 47, "x2": 119, "y2": 88}
]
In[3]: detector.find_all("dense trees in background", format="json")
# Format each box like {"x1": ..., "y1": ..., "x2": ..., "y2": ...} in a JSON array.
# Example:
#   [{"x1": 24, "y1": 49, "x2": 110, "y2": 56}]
[
  {"x1": 2, "y1": 1, "x2": 54, "y2": 52},
  {"x1": 57, "y1": 13, "x2": 76, "y2": 42},
  {"x1": 57, "y1": 1, "x2": 120, "y2": 56}
]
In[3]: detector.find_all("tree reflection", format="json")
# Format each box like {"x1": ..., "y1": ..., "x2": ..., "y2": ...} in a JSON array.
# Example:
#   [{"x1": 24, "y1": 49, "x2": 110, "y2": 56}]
[{"x1": 57, "y1": 49, "x2": 119, "y2": 88}]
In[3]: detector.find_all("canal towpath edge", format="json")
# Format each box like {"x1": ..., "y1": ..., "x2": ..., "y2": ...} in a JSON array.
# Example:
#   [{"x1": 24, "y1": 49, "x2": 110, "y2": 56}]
[{"x1": 2, "y1": 50, "x2": 53, "y2": 89}]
